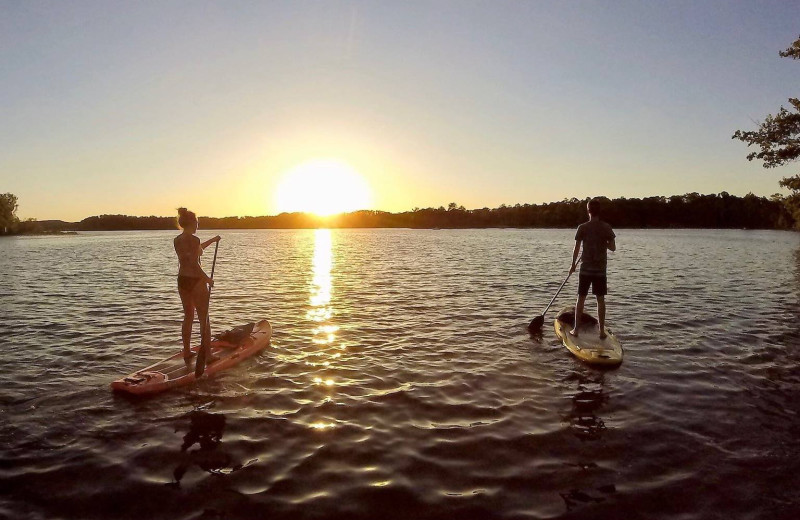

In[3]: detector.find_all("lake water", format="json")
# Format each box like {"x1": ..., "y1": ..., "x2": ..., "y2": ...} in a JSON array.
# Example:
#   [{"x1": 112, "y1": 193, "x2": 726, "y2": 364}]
[{"x1": 1, "y1": 228, "x2": 798, "y2": 520}]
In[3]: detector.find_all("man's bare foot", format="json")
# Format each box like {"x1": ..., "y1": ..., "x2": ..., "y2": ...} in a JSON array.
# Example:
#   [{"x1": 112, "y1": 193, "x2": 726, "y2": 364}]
[
  {"x1": 599, "y1": 330, "x2": 607, "y2": 339},
  {"x1": 183, "y1": 351, "x2": 195, "y2": 363},
  {"x1": 569, "y1": 329, "x2": 579, "y2": 337}
]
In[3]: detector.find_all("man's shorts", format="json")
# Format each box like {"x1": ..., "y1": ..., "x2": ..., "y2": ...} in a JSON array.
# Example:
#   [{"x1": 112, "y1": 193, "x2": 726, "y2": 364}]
[{"x1": 578, "y1": 273, "x2": 607, "y2": 296}]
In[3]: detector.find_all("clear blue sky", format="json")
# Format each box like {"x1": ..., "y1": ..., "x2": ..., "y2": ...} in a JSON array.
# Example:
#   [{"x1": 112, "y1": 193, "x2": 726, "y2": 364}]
[{"x1": 1, "y1": 1, "x2": 798, "y2": 220}]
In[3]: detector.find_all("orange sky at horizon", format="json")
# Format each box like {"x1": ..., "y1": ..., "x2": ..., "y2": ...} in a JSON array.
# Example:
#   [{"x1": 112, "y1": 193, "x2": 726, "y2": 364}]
[{"x1": 3, "y1": 3, "x2": 797, "y2": 221}]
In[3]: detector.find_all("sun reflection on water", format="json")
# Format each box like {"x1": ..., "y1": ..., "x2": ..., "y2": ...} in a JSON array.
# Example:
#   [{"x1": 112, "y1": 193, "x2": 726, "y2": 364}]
[
  {"x1": 307, "y1": 229, "x2": 342, "y2": 429},
  {"x1": 309, "y1": 421, "x2": 336, "y2": 430},
  {"x1": 308, "y1": 229, "x2": 338, "y2": 339}
]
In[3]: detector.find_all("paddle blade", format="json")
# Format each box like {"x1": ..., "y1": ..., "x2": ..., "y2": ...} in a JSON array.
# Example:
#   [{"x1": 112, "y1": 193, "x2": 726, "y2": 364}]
[
  {"x1": 528, "y1": 314, "x2": 545, "y2": 332},
  {"x1": 195, "y1": 346, "x2": 207, "y2": 378}
]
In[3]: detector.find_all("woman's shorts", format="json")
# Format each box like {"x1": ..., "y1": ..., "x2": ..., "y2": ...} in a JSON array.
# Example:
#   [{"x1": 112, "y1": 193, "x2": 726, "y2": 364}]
[{"x1": 578, "y1": 274, "x2": 607, "y2": 296}]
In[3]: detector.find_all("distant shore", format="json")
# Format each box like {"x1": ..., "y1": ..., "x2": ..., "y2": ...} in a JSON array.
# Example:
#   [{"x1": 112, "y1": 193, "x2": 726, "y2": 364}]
[
  {"x1": 0, "y1": 232, "x2": 77, "y2": 237},
  {"x1": 30, "y1": 193, "x2": 796, "y2": 232}
]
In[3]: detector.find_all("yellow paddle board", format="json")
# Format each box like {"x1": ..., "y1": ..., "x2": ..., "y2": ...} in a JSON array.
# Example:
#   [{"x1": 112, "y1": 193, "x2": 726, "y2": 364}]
[{"x1": 554, "y1": 306, "x2": 622, "y2": 366}]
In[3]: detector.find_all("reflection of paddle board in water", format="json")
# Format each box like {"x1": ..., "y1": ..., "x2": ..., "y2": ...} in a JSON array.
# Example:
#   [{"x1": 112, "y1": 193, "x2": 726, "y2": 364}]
[
  {"x1": 554, "y1": 307, "x2": 622, "y2": 366},
  {"x1": 111, "y1": 320, "x2": 272, "y2": 395}
]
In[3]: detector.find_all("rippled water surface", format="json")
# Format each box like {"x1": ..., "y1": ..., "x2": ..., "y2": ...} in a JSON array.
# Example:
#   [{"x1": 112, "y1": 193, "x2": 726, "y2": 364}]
[{"x1": 1, "y1": 229, "x2": 799, "y2": 519}]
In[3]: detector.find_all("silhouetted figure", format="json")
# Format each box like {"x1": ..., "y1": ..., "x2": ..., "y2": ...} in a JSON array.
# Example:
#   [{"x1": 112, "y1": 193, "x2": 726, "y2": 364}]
[
  {"x1": 173, "y1": 411, "x2": 231, "y2": 486},
  {"x1": 569, "y1": 199, "x2": 616, "y2": 338},
  {"x1": 174, "y1": 207, "x2": 220, "y2": 364}
]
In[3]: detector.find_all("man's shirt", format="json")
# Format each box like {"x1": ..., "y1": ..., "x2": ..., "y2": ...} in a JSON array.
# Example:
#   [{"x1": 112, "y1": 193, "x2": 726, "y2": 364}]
[{"x1": 575, "y1": 219, "x2": 615, "y2": 276}]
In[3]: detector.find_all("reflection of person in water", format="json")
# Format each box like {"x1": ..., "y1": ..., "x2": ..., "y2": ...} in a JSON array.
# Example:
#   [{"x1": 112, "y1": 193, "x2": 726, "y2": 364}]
[
  {"x1": 564, "y1": 371, "x2": 608, "y2": 442},
  {"x1": 560, "y1": 370, "x2": 616, "y2": 511},
  {"x1": 173, "y1": 411, "x2": 233, "y2": 486}
]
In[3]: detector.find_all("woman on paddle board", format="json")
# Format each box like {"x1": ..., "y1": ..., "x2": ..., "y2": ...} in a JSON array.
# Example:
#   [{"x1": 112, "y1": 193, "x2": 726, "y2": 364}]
[{"x1": 175, "y1": 208, "x2": 220, "y2": 363}]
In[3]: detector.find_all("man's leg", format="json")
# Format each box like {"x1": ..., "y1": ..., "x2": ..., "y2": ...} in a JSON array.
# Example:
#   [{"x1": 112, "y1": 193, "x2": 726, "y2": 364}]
[
  {"x1": 594, "y1": 275, "x2": 608, "y2": 338},
  {"x1": 597, "y1": 295, "x2": 607, "y2": 339},
  {"x1": 570, "y1": 294, "x2": 587, "y2": 336}
]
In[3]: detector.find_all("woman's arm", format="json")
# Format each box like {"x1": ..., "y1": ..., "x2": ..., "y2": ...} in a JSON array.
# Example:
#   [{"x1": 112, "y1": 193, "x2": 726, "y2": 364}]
[{"x1": 201, "y1": 235, "x2": 221, "y2": 250}]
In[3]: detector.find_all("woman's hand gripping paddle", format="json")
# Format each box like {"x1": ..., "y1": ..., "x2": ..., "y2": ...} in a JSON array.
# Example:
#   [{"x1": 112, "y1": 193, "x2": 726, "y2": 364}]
[
  {"x1": 195, "y1": 239, "x2": 220, "y2": 378},
  {"x1": 528, "y1": 270, "x2": 573, "y2": 333}
]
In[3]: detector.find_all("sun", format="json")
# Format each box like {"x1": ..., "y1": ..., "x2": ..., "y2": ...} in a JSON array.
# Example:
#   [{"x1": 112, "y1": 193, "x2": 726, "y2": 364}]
[{"x1": 274, "y1": 159, "x2": 372, "y2": 216}]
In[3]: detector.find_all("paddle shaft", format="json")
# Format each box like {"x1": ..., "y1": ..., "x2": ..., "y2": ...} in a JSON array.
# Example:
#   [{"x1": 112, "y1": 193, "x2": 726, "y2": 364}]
[
  {"x1": 540, "y1": 253, "x2": 582, "y2": 316},
  {"x1": 196, "y1": 239, "x2": 219, "y2": 377},
  {"x1": 540, "y1": 270, "x2": 572, "y2": 318},
  {"x1": 528, "y1": 254, "x2": 583, "y2": 332},
  {"x1": 205, "y1": 238, "x2": 219, "y2": 338},
  {"x1": 208, "y1": 239, "x2": 219, "y2": 286}
]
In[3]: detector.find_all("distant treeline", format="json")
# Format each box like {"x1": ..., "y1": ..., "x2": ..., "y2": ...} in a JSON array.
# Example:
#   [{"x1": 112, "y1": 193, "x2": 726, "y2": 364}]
[{"x1": 39, "y1": 192, "x2": 794, "y2": 232}]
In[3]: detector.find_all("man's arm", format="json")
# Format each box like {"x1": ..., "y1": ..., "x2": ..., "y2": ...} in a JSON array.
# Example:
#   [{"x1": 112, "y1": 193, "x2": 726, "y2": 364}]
[
  {"x1": 570, "y1": 241, "x2": 581, "y2": 273},
  {"x1": 607, "y1": 237, "x2": 616, "y2": 252}
]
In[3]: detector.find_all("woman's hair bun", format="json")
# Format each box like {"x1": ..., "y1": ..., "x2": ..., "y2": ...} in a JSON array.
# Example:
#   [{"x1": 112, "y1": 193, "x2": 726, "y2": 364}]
[{"x1": 176, "y1": 207, "x2": 197, "y2": 228}]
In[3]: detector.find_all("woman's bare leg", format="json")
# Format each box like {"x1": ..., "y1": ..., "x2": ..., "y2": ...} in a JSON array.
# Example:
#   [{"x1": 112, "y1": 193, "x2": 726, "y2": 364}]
[
  {"x1": 193, "y1": 282, "x2": 212, "y2": 370},
  {"x1": 178, "y1": 288, "x2": 195, "y2": 360}
]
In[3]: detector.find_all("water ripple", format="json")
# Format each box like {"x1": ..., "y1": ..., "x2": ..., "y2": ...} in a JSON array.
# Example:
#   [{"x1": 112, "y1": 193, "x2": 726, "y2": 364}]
[{"x1": 1, "y1": 229, "x2": 799, "y2": 519}]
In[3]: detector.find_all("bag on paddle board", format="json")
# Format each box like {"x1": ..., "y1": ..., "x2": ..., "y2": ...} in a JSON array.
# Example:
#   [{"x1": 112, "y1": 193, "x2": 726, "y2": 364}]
[
  {"x1": 213, "y1": 322, "x2": 255, "y2": 345},
  {"x1": 555, "y1": 309, "x2": 599, "y2": 327}
]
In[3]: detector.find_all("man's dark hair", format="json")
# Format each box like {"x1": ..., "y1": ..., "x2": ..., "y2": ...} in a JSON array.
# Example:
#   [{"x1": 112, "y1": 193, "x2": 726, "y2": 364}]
[{"x1": 587, "y1": 198, "x2": 602, "y2": 216}]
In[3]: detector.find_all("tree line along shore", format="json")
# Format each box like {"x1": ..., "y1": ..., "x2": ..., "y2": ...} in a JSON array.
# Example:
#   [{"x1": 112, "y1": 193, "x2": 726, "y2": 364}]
[{"x1": 17, "y1": 192, "x2": 796, "y2": 233}]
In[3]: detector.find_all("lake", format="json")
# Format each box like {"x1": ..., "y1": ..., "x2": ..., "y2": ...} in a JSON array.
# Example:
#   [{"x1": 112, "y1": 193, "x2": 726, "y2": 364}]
[{"x1": 1, "y1": 228, "x2": 798, "y2": 519}]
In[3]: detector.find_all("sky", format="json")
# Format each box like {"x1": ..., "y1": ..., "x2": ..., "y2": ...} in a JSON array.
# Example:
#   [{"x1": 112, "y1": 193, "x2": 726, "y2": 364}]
[{"x1": 1, "y1": 1, "x2": 798, "y2": 221}]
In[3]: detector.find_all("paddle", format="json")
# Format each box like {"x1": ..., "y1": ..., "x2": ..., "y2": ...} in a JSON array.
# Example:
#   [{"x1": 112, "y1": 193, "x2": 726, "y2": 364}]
[
  {"x1": 195, "y1": 239, "x2": 219, "y2": 378},
  {"x1": 528, "y1": 270, "x2": 573, "y2": 333}
]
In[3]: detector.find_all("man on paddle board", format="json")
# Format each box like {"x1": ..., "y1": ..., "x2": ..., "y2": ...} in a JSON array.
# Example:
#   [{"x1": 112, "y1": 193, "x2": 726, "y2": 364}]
[
  {"x1": 174, "y1": 208, "x2": 220, "y2": 365},
  {"x1": 569, "y1": 198, "x2": 616, "y2": 338}
]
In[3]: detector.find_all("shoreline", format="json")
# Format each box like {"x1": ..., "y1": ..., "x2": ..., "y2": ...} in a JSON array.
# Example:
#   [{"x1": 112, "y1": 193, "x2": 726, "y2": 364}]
[
  {"x1": 24, "y1": 192, "x2": 797, "y2": 232},
  {"x1": 9, "y1": 226, "x2": 794, "y2": 233}
]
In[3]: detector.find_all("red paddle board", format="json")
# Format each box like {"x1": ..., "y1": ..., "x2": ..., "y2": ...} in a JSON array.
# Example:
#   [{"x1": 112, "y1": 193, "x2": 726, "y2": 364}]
[{"x1": 111, "y1": 320, "x2": 272, "y2": 395}]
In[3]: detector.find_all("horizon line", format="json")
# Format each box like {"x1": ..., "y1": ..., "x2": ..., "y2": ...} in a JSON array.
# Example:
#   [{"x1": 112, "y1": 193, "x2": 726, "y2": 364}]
[{"x1": 34, "y1": 190, "x2": 781, "y2": 223}]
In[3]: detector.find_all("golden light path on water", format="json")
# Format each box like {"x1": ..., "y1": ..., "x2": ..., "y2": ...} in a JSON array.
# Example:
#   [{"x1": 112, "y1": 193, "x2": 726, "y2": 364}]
[{"x1": 308, "y1": 229, "x2": 340, "y2": 431}]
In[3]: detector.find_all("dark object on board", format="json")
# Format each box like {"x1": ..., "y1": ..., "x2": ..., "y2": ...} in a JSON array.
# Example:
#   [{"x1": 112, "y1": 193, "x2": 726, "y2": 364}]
[
  {"x1": 554, "y1": 308, "x2": 599, "y2": 327},
  {"x1": 214, "y1": 322, "x2": 256, "y2": 345}
]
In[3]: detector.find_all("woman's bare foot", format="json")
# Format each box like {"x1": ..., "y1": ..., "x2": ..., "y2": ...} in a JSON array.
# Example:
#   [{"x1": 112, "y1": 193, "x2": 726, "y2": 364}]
[
  {"x1": 599, "y1": 329, "x2": 607, "y2": 339},
  {"x1": 183, "y1": 351, "x2": 195, "y2": 363}
]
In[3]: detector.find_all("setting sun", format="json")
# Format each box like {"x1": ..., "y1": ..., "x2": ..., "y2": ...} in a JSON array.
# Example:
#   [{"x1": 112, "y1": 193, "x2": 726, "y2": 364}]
[{"x1": 274, "y1": 159, "x2": 372, "y2": 216}]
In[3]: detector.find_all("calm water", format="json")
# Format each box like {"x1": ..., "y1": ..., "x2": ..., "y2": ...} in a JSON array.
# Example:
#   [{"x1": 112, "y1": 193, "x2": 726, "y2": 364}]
[{"x1": 1, "y1": 229, "x2": 798, "y2": 520}]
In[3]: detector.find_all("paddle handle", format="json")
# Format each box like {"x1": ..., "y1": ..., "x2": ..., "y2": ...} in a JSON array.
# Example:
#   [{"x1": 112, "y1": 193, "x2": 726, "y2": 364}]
[
  {"x1": 206, "y1": 239, "x2": 219, "y2": 316},
  {"x1": 208, "y1": 239, "x2": 219, "y2": 285}
]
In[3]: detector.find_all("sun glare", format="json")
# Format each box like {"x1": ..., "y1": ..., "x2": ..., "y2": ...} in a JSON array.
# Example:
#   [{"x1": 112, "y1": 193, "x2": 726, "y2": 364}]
[{"x1": 275, "y1": 159, "x2": 372, "y2": 216}]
